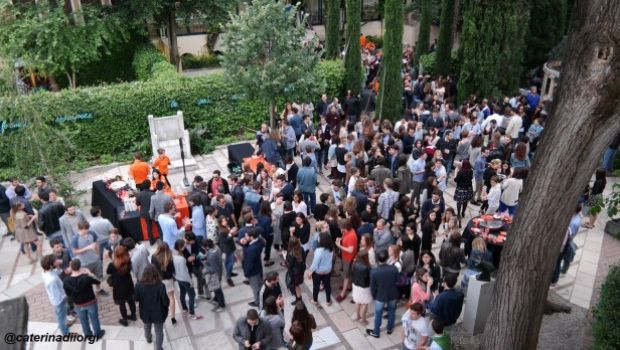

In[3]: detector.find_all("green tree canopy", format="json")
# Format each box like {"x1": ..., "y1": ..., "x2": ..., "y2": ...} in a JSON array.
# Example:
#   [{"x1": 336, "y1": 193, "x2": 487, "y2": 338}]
[
  {"x1": 525, "y1": 0, "x2": 567, "y2": 70},
  {"x1": 344, "y1": 0, "x2": 363, "y2": 95},
  {"x1": 221, "y1": 0, "x2": 323, "y2": 127},
  {"x1": 458, "y1": 0, "x2": 529, "y2": 102},
  {"x1": 435, "y1": 0, "x2": 456, "y2": 75},
  {"x1": 0, "y1": 1, "x2": 128, "y2": 89},
  {"x1": 415, "y1": 0, "x2": 432, "y2": 65},
  {"x1": 326, "y1": 0, "x2": 341, "y2": 59},
  {"x1": 378, "y1": 0, "x2": 404, "y2": 121}
]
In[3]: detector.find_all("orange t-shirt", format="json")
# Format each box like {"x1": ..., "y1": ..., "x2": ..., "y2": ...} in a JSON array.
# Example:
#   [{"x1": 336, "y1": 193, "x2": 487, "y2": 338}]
[
  {"x1": 341, "y1": 229, "x2": 358, "y2": 262},
  {"x1": 153, "y1": 155, "x2": 171, "y2": 175},
  {"x1": 129, "y1": 160, "x2": 150, "y2": 185}
]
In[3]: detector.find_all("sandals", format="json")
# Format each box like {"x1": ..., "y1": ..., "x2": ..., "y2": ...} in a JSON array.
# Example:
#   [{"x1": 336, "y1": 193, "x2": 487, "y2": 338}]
[{"x1": 189, "y1": 314, "x2": 203, "y2": 320}]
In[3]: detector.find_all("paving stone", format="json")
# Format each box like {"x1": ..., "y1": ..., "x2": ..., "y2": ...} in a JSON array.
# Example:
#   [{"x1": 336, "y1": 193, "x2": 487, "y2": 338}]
[
  {"x1": 32, "y1": 341, "x2": 59, "y2": 350},
  {"x1": 114, "y1": 326, "x2": 146, "y2": 341},
  {"x1": 103, "y1": 339, "x2": 129, "y2": 350},
  {"x1": 311, "y1": 327, "x2": 341, "y2": 349},
  {"x1": 193, "y1": 330, "x2": 235, "y2": 348},
  {"x1": 330, "y1": 310, "x2": 357, "y2": 332},
  {"x1": 341, "y1": 328, "x2": 373, "y2": 349},
  {"x1": 83, "y1": 340, "x2": 102, "y2": 350},
  {"x1": 163, "y1": 337, "x2": 193, "y2": 350}
]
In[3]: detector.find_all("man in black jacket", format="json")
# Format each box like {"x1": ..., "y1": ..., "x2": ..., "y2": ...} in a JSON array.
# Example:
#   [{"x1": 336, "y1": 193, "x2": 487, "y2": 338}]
[
  {"x1": 0, "y1": 183, "x2": 12, "y2": 237},
  {"x1": 232, "y1": 309, "x2": 272, "y2": 350},
  {"x1": 344, "y1": 90, "x2": 361, "y2": 124},
  {"x1": 135, "y1": 180, "x2": 156, "y2": 244},
  {"x1": 63, "y1": 259, "x2": 105, "y2": 338},
  {"x1": 367, "y1": 249, "x2": 399, "y2": 338},
  {"x1": 38, "y1": 191, "x2": 66, "y2": 241},
  {"x1": 436, "y1": 130, "x2": 457, "y2": 176}
]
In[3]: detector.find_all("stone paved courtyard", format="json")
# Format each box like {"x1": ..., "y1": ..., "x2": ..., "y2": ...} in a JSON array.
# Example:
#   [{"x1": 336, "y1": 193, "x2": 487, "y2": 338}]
[{"x1": 0, "y1": 143, "x2": 618, "y2": 350}]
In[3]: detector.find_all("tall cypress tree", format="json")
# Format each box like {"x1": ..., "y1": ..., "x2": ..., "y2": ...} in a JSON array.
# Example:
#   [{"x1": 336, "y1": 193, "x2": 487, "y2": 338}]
[
  {"x1": 377, "y1": 0, "x2": 403, "y2": 121},
  {"x1": 326, "y1": 0, "x2": 340, "y2": 59},
  {"x1": 435, "y1": 0, "x2": 455, "y2": 75},
  {"x1": 344, "y1": 0, "x2": 362, "y2": 95},
  {"x1": 458, "y1": 0, "x2": 529, "y2": 102},
  {"x1": 415, "y1": 0, "x2": 432, "y2": 65},
  {"x1": 526, "y1": 0, "x2": 567, "y2": 70}
]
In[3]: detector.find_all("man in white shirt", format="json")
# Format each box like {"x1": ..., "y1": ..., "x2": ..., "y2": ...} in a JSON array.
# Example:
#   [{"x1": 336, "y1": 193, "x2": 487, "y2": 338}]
[
  {"x1": 402, "y1": 302, "x2": 431, "y2": 350},
  {"x1": 41, "y1": 254, "x2": 72, "y2": 335}
]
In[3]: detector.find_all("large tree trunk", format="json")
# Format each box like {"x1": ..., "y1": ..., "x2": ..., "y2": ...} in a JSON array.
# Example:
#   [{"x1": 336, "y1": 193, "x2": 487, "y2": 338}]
[
  {"x1": 167, "y1": 7, "x2": 179, "y2": 70},
  {"x1": 480, "y1": 1, "x2": 620, "y2": 349}
]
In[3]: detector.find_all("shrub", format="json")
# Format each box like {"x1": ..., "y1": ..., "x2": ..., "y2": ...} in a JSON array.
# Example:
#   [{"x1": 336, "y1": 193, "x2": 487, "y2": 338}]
[
  {"x1": 181, "y1": 53, "x2": 221, "y2": 69},
  {"x1": 315, "y1": 60, "x2": 345, "y2": 99},
  {"x1": 419, "y1": 51, "x2": 460, "y2": 77},
  {"x1": 132, "y1": 45, "x2": 168, "y2": 81},
  {"x1": 593, "y1": 264, "x2": 620, "y2": 349}
]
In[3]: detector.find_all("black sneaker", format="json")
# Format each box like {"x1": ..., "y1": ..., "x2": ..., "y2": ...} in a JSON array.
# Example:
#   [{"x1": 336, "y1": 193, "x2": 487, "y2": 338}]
[
  {"x1": 227, "y1": 278, "x2": 235, "y2": 287},
  {"x1": 128, "y1": 314, "x2": 137, "y2": 321},
  {"x1": 366, "y1": 329, "x2": 379, "y2": 338},
  {"x1": 387, "y1": 329, "x2": 393, "y2": 335},
  {"x1": 96, "y1": 330, "x2": 105, "y2": 340},
  {"x1": 119, "y1": 319, "x2": 128, "y2": 327},
  {"x1": 248, "y1": 302, "x2": 259, "y2": 307},
  {"x1": 231, "y1": 272, "x2": 239, "y2": 277},
  {"x1": 243, "y1": 280, "x2": 250, "y2": 285}
]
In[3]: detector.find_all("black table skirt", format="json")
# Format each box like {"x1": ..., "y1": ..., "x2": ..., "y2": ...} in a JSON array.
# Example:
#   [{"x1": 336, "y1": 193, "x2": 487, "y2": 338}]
[
  {"x1": 462, "y1": 218, "x2": 505, "y2": 267},
  {"x1": 91, "y1": 180, "x2": 142, "y2": 242}
]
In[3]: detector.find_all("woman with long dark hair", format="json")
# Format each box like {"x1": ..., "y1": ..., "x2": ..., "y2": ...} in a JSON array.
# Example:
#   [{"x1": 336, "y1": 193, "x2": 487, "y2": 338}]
[
  {"x1": 417, "y1": 250, "x2": 441, "y2": 291},
  {"x1": 150, "y1": 241, "x2": 177, "y2": 325},
  {"x1": 286, "y1": 237, "x2": 306, "y2": 304},
  {"x1": 351, "y1": 250, "x2": 372, "y2": 325},
  {"x1": 134, "y1": 264, "x2": 169, "y2": 350},
  {"x1": 290, "y1": 301, "x2": 317, "y2": 350},
  {"x1": 217, "y1": 215, "x2": 237, "y2": 287},
  {"x1": 454, "y1": 159, "x2": 474, "y2": 220},
  {"x1": 106, "y1": 245, "x2": 136, "y2": 326},
  {"x1": 291, "y1": 212, "x2": 311, "y2": 260}
]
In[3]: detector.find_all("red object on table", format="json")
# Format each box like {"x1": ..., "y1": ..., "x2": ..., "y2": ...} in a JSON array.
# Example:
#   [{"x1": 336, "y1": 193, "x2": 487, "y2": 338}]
[
  {"x1": 174, "y1": 196, "x2": 190, "y2": 227},
  {"x1": 243, "y1": 155, "x2": 272, "y2": 173},
  {"x1": 138, "y1": 194, "x2": 189, "y2": 241}
]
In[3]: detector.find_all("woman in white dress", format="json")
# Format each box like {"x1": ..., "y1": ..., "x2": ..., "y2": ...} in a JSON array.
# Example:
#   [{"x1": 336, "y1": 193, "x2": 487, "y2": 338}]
[{"x1": 351, "y1": 250, "x2": 372, "y2": 325}]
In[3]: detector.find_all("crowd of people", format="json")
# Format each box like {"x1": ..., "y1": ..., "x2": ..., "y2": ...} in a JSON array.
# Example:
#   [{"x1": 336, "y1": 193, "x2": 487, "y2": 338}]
[{"x1": 0, "y1": 46, "x2": 617, "y2": 349}]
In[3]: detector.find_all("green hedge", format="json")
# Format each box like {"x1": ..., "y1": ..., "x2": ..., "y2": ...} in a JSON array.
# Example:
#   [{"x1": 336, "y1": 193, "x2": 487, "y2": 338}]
[
  {"x1": 181, "y1": 53, "x2": 221, "y2": 69},
  {"x1": 0, "y1": 74, "x2": 268, "y2": 165},
  {"x1": 594, "y1": 264, "x2": 620, "y2": 349},
  {"x1": 0, "y1": 52, "x2": 345, "y2": 169},
  {"x1": 132, "y1": 45, "x2": 169, "y2": 81}
]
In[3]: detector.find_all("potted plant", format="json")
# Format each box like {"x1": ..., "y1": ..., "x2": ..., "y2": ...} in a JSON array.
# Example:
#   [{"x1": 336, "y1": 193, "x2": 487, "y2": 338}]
[{"x1": 599, "y1": 183, "x2": 620, "y2": 238}]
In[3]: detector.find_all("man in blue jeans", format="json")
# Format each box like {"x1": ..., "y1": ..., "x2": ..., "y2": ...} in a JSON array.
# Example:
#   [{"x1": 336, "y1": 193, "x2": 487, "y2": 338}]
[
  {"x1": 297, "y1": 157, "x2": 317, "y2": 215},
  {"x1": 41, "y1": 254, "x2": 71, "y2": 335},
  {"x1": 63, "y1": 259, "x2": 105, "y2": 339},
  {"x1": 367, "y1": 249, "x2": 399, "y2": 338}
]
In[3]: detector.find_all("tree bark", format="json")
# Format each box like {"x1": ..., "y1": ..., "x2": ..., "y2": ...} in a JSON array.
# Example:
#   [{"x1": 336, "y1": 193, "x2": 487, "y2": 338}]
[
  {"x1": 451, "y1": 0, "x2": 460, "y2": 47},
  {"x1": 480, "y1": 1, "x2": 620, "y2": 349},
  {"x1": 167, "y1": 7, "x2": 179, "y2": 69}
]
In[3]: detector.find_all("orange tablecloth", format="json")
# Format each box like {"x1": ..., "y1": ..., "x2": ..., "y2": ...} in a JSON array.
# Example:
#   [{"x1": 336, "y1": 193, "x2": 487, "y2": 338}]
[
  {"x1": 243, "y1": 155, "x2": 272, "y2": 173},
  {"x1": 138, "y1": 194, "x2": 189, "y2": 241}
]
